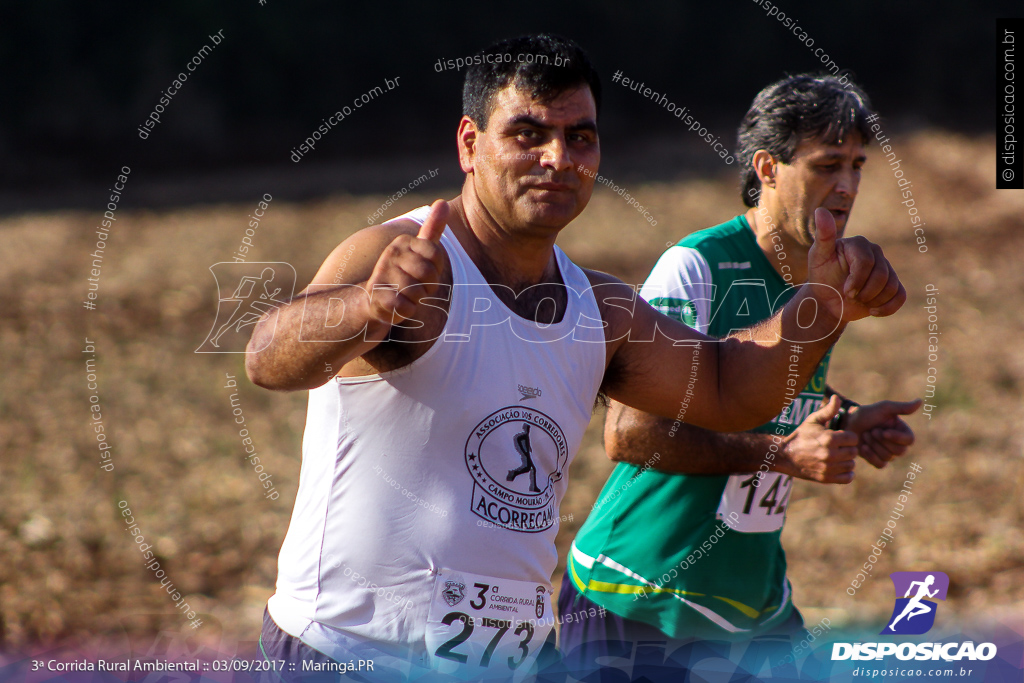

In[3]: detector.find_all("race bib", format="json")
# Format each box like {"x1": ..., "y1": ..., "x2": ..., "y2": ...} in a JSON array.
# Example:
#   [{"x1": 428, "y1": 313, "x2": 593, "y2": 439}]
[
  {"x1": 426, "y1": 568, "x2": 554, "y2": 678},
  {"x1": 716, "y1": 472, "x2": 792, "y2": 533}
]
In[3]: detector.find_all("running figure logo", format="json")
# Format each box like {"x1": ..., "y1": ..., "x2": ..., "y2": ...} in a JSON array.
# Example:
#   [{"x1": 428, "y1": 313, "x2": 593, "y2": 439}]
[
  {"x1": 880, "y1": 571, "x2": 949, "y2": 635},
  {"x1": 465, "y1": 407, "x2": 568, "y2": 533},
  {"x1": 507, "y1": 424, "x2": 540, "y2": 493},
  {"x1": 197, "y1": 262, "x2": 296, "y2": 353}
]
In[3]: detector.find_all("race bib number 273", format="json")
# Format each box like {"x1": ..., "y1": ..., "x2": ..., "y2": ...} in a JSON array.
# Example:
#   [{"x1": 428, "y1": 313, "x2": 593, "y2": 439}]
[{"x1": 426, "y1": 568, "x2": 553, "y2": 678}]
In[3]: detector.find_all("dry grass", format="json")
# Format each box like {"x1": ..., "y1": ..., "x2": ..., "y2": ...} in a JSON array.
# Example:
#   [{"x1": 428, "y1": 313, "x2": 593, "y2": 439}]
[{"x1": 1, "y1": 131, "x2": 1021, "y2": 651}]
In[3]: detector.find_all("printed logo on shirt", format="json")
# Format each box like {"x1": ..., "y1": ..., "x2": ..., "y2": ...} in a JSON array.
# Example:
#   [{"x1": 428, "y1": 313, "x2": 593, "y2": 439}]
[
  {"x1": 466, "y1": 407, "x2": 568, "y2": 533},
  {"x1": 647, "y1": 297, "x2": 698, "y2": 327},
  {"x1": 773, "y1": 395, "x2": 824, "y2": 426},
  {"x1": 518, "y1": 384, "x2": 542, "y2": 401}
]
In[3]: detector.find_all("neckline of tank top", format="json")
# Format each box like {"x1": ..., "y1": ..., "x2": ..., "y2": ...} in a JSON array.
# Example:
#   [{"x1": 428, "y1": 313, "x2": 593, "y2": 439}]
[{"x1": 441, "y1": 225, "x2": 581, "y2": 333}]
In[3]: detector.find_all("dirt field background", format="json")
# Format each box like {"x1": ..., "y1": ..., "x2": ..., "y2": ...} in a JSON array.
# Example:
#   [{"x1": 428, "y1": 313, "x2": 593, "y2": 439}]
[{"x1": 1, "y1": 131, "x2": 1021, "y2": 652}]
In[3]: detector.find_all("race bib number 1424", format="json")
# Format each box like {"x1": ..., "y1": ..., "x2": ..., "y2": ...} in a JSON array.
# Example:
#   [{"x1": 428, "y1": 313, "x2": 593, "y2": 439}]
[{"x1": 716, "y1": 472, "x2": 792, "y2": 533}]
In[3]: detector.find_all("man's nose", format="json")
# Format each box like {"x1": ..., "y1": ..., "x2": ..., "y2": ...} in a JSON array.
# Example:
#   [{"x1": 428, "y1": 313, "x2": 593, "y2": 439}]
[{"x1": 539, "y1": 136, "x2": 572, "y2": 173}]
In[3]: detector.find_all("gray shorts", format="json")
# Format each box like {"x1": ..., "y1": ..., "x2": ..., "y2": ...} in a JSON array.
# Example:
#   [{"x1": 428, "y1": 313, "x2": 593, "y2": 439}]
[
  {"x1": 257, "y1": 605, "x2": 559, "y2": 682},
  {"x1": 256, "y1": 607, "x2": 381, "y2": 683}
]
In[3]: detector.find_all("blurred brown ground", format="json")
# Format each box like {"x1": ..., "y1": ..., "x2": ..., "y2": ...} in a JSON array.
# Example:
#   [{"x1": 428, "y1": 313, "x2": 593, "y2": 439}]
[{"x1": 1, "y1": 131, "x2": 1021, "y2": 651}]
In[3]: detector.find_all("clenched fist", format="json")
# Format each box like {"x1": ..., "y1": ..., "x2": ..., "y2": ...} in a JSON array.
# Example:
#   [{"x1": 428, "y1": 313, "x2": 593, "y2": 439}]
[
  {"x1": 776, "y1": 395, "x2": 860, "y2": 484},
  {"x1": 807, "y1": 207, "x2": 907, "y2": 323},
  {"x1": 364, "y1": 199, "x2": 449, "y2": 327}
]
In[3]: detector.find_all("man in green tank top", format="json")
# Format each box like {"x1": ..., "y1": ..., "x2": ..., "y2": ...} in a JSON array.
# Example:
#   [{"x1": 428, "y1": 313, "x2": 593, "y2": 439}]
[{"x1": 559, "y1": 75, "x2": 922, "y2": 666}]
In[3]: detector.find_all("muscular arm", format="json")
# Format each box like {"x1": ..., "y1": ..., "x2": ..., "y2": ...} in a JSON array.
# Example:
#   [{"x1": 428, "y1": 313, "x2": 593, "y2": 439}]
[
  {"x1": 245, "y1": 226, "x2": 403, "y2": 390},
  {"x1": 596, "y1": 276, "x2": 846, "y2": 432},
  {"x1": 605, "y1": 401, "x2": 773, "y2": 474},
  {"x1": 597, "y1": 208, "x2": 905, "y2": 434},
  {"x1": 246, "y1": 202, "x2": 450, "y2": 391},
  {"x1": 604, "y1": 396, "x2": 859, "y2": 484}
]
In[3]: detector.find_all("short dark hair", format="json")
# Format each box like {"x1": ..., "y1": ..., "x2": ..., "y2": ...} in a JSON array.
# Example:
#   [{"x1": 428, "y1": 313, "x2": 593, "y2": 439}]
[
  {"x1": 462, "y1": 34, "x2": 601, "y2": 130},
  {"x1": 737, "y1": 74, "x2": 875, "y2": 207}
]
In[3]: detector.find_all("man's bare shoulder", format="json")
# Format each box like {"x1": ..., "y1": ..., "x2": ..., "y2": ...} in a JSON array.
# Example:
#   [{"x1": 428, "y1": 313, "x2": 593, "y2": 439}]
[
  {"x1": 582, "y1": 267, "x2": 631, "y2": 285},
  {"x1": 580, "y1": 267, "x2": 638, "y2": 345},
  {"x1": 580, "y1": 268, "x2": 638, "y2": 307},
  {"x1": 351, "y1": 218, "x2": 423, "y2": 252},
  {"x1": 302, "y1": 218, "x2": 426, "y2": 292}
]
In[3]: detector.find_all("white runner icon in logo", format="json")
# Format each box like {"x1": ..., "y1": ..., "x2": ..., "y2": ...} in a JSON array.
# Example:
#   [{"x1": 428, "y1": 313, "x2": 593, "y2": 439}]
[{"x1": 888, "y1": 574, "x2": 939, "y2": 630}]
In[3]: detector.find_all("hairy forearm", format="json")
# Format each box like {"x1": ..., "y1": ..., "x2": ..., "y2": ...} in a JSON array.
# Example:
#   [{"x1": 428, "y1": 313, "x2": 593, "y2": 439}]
[
  {"x1": 605, "y1": 402, "x2": 776, "y2": 475},
  {"x1": 245, "y1": 284, "x2": 386, "y2": 391},
  {"x1": 715, "y1": 284, "x2": 844, "y2": 429}
]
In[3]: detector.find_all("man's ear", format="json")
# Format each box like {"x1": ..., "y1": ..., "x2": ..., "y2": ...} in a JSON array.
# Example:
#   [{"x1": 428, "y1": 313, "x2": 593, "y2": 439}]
[
  {"x1": 457, "y1": 116, "x2": 479, "y2": 174},
  {"x1": 752, "y1": 149, "x2": 778, "y2": 190}
]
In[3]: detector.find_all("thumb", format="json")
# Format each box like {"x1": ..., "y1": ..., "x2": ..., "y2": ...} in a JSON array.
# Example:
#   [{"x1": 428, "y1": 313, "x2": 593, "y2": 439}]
[
  {"x1": 880, "y1": 398, "x2": 923, "y2": 416},
  {"x1": 812, "y1": 207, "x2": 838, "y2": 257},
  {"x1": 417, "y1": 199, "x2": 449, "y2": 243},
  {"x1": 810, "y1": 394, "x2": 841, "y2": 426}
]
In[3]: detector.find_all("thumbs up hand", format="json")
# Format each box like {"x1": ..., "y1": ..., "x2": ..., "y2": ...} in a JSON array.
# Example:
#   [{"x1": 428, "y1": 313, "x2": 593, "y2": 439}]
[
  {"x1": 843, "y1": 399, "x2": 922, "y2": 468},
  {"x1": 364, "y1": 199, "x2": 449, "y2": 326},
  {"x1": 807, "y1": 208, "x2": 906, "y2": 323},
  {"x1": 775, "y1": 395, "x2": 859, "y2": 484}
]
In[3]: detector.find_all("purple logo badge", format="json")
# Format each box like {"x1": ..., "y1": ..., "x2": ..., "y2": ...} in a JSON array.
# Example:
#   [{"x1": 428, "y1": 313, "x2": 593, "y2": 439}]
[{"x1": 880, "y1": 571, "x2": 949, "y2": 635}]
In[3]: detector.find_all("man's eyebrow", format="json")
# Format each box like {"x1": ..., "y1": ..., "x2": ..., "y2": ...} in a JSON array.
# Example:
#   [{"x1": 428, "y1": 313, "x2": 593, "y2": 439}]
[
  {"x1": 507, "y1": 114, "x2": 552, "y2": 130},
  {"x1": 568, "y1": 119, "x2": 598, "y2": 133},
  {"x1": 811, "y1": 149, "x2": 866, "y2": 161},
  {"x1": 505, "y1": 114, "x2": 598, "y2": 133}
]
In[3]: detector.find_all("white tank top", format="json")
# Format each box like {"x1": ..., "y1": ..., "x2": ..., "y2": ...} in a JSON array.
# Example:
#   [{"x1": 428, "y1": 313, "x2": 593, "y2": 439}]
[{"x1": 267, "y1": 206, "x2": 606, "y2": 668}]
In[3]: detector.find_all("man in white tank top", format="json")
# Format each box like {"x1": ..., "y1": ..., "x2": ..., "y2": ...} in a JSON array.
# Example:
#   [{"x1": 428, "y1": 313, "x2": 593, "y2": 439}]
[{"x1": 246, "y1": 34, "x2": 907, "y2": 682}]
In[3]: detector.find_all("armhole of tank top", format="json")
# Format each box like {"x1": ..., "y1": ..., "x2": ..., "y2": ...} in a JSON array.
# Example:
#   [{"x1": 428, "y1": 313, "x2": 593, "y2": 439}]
[
  {"x1": 555, "y1": 245, "x2": 609, "y2": 391},
  {"x1": 334, "y1": 232, "x2": 459, "y2": 385},
  {"x1": 382, "y1": 204, "x2": 432, "y2": 227}
]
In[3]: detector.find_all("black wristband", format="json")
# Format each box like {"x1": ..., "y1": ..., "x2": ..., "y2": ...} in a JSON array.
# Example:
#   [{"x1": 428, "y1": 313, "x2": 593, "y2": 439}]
[{"x1": 827, "y1": 398, "x2": 859, "y2": 431}]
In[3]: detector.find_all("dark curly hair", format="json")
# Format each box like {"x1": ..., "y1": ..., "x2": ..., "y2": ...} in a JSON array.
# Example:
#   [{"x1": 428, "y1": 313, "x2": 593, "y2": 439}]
[
  {"x1": 462, "y1": 34, "x2": 601, "y2": 130},
  {"x1": 737, "y1": 74, "x2": 875, "y2": 207}
]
